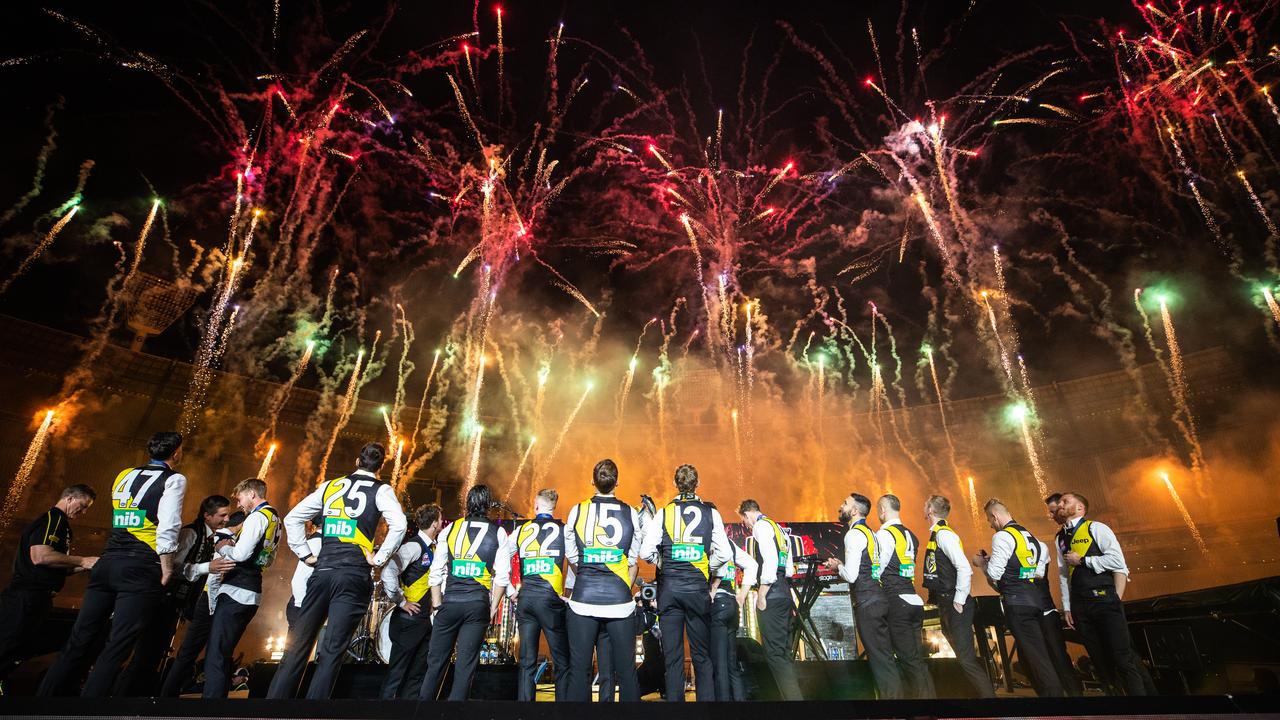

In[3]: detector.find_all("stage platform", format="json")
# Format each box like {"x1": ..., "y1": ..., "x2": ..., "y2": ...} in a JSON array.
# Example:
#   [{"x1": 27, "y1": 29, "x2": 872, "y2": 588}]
[{"x1": 1, "y1": 696, "x2": 1277, "y2": 720}]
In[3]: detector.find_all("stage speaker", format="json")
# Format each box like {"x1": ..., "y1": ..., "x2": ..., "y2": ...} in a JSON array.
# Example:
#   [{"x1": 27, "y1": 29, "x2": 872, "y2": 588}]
[{"x1": 249, "y1": 661, "x2": 387, "y2": 699}]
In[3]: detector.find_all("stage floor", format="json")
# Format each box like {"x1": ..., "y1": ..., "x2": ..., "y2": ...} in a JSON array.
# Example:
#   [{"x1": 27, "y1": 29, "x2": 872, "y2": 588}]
[{"x1": 0, "y1": 696, "x2": 1277, "y2": 719}]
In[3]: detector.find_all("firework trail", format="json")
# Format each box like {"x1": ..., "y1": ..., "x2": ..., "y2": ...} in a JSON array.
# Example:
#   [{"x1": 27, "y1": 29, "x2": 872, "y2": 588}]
[
  {"x1": 391, "y1": 438, "x2": 406, "y2": 490},
  {"x1": 731, "y1": 407, "x2": 744, "y2": 488},
  {"x1": 1263, "y1": 288, "x2": 1280, "y2": 327},
  {"x1": 403, "y1": 348, "x2": 441, "y2": 474},
  {"x1": 505, "y1": 436, "x2": 536, "y2": 500},
  {"x1": 0, "y1": 410, "x2": 56, "y2": 540},
  {"x1": 966, "y1": 475, "x2": 981, "y2": 528},
  {"x1": 0, "y1": 203, "x2": 79, "y2": 296},
  {"x1": 1011, "y1": 403, "x2": 1048, "y2": 499},
  {"x1": 1161, "y1": 472, "x2": 1210, "y2": 559},
  {"x1": 258, "y1": 442, "x2": 277, "y2": 479},
  {"x1": 180, "y1": 254, "x2": 246, "y2": 435},
  {"x1": 924, "y1": 345, "x2": 963, "y2": 487},
  {"x1": 1157, "y1": 295, "x2": 1210, "y2": 484},
  {"x1": 464, "y1": 424, "x2": 484, "y2": 493},
  {"x1": 257, "y1": 339, "x2": 315, "y2": 455},
  {"x1": 316, "y1": 347, "x2": 367, "y2": 483},
  {"x1": 536, "y1": 382, "x2": 592, "y2": 483}
]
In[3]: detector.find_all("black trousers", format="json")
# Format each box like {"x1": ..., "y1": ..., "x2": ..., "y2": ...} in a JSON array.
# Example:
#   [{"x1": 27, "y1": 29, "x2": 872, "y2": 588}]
[
  {"x1": 267, "y1": 567, "x2": 372, "y2": 699},
  {"x1": 709, "y1": 593, "x2": 746, "y2": 701},
  {"x1": 516, "y1": 593, "x2": 571, "y2": 701},
  {"x1": 1073, "y1": 595, "x2": 1147, "y2": 696},
  {"x1": 380, "y1": 606, "x2": 432, "y2": 699},
  {"x1": 117, "y1": 596, "x2": 181, "y2": 696},
  {"x1": 757, "y1": 585, "x2": 802, "y2": 700},
  {"x1": 657, "y1": 590, "x2": 713, "y2": 702},
  {"x1": 160, "y1": 592, "x2": 213, "y2": 697},
  {"x1": 0, "y1": 587, "x2": 53, "y2": 684},
  {"x1": 1040, "y1": 608, "x2": 1084, "y2": 696},
  {"x1": 285, "y1": 598, "x2": 301, "y2": 629},
  {"x1": 595, "y1": 625, "x2": 616, "y2": 701},
  {"x1": 202, "y1": 596, "x2": 258, "y2": 698},
  {"x1": 567, "y1": 608, "x2": 638, "y2": 701},
  {"x1": 855, "y1": 599, "x2": 904, "y2": 699},
  {"x1": 885, "y1": 595, "x2": 936, "y2": 699},
  {"x1": 936, "y1": 596, "x2": 994, "y2": 698},
  {"x1": 419, "y1": 599, "x2": 488, "y2": 701},
  {"x1": 38, "y1": 555, "x2": 162, "y2": 697},
  {"x1": 1005, "y1": 603, "x2": 1065, "y2": 697}
]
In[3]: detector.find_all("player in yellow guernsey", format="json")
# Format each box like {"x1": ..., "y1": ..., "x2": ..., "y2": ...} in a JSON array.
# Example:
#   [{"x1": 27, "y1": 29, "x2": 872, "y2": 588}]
[
  {"x1": 200, "y1": 478, "x2": 280, "y2": 698},
  {"x1": 379, "y1": 504, "x2": 444, "y2": 699},
  {"x1": 268, "y1": 443, "x2": 407, "y2": 700},
  {"x1": 736, "y1": 498, "x2": 802, "y2": 701},
  {"x1": 874, "y1": 494, "x2": 936, "y2": 699},
  {"x1": 40, "y1": 432, "x2": 187, "y2": 698},
  {"x1": 921, "y1": 494, "x2": 993, "y2": 698},
  {"x1": 638, "y1": 464, "x2": 733, "y2": 702},
  {"x1": 505, "y1": 488, "x2": 572, "y2": 701},
  {"x1": 419, "y1": 484, "x2": 511, "y2": 701},
  {"x1": 564, "y1": 459, "x2": 642, "y2": 702}
]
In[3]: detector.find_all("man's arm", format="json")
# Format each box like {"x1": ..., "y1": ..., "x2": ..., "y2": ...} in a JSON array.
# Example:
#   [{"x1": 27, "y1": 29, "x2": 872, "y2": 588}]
[
  {"x1": 29, "y1": 545, "x2": 94, "y2": 571},
  {"x1": 563, "y1": 504, "x2": 580, "y2": 571},
  {"x1": 753, "y1": 522, "x2": 778, "y2": 609},
  {"x1": 709, "y1": 509, "x2": 734, "y2": 570},
  {"x1": 1057, "y1": 538, "x2": 1072, "y2": 613},
  {"x1": 285, "y1": 487, "x2": 325, "y2": 562},
  {"x1": 372, "y1": 484, "x2": 407, "y2": 566},
  {"x1": 222, "y1": 512, "x2": 267, "y2": 562},
  {"x1": 939, "y1": 530, "x2": 972, "y2": 605},
  {"x1": 490, "y1": 527, "x2": 513, "y2": 617},
  {"x1": 986, "y1": 531, "x2": 1013, "y2": 582},
  {"x1": 1086, "y1": 522, "x2": 1130, "y2": 575},
  {"x1": 380, "y1": 543, "x2": 413, "y2": 605},
  {"x1": 155, "y1": 473, "x2": 188, "y2": 584},
  {"x1": 875, "y1": 529, "x2": 895, "y2": 574},
  {"x1": 832, "y1": 530, "x2": 864, "y2": 585},
  {"x1": 427, "y1": 522, "x2": 452, "y2": 608},
  {"x1": 637, "y1": 506, "x2": 663, "y2": 564}
]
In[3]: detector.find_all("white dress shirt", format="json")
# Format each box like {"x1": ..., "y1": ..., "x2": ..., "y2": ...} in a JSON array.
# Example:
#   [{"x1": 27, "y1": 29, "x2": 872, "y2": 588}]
[
  {"x1": 175, "y1": 522, "x2": 215, "y2": 583},
  {"x1": 564, "y1": 494, "x2": 641, "y2": 618},
  {"x1": 986, "y1": 525, "x2": 1046, "y2": 582},
  {"x1": 837, "y1": 523, "x2": 871, "y2": 585},
  {"x1": 1056, "y1": 517, "x2": 1129, "y2": 612},
  {"x1": 290, "y1": 534, "x2": 323, "y2": 607},
  {"x1": 712, "y1": 543, "x2": 759, "y2": 597},
  {"x1": 283, "y1": 469, "x2": 407, "y2": 567},
  {"x1": 382, "y1": 530, "x2": 437, "y2": 604},
  {"x1": 752, "y1": 517, "x2": 794, "y2": 586},
  {"x1": 932, "y1": 523, "x2": 973, "y2": 606},
  {"x1": 208, "y1": 505, "x2": 274, "y2": 610},
  {"x1": 876, "y1": 518, "x2": 924, "y2": 606},
  {"x1": 154, "y1": 467, "x2": 187, "y2": 555}
]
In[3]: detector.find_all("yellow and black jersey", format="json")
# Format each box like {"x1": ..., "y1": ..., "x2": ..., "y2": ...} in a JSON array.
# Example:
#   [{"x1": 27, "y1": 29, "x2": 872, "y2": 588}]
[
  {"x1": 1056, "y1": 519, "x2": 1115, "y2": 598},
  {"x1": 996, "y1": 521, "x2": 1044, "y2": 607},
  {"x1": 106, "y1": 463, "x2": 182, "y2": 557},
  {"x1": 879, "y1": 522, "x2": 920, "y2": 595},
  {"x1": 222, "y1": 504, "x2": 281, "y2": 593},
  {"x1": 397, "y1": 533, "x2": 435, "y2": 603},
  {"x1": 923, "y1": 520, "x2": 961, "y2": 596},
  {"x1": 513, "y1": 516, "x2": 566, "y2": 597},
  {"x1": 653, "y1": 495, "x2": 717, "y2": 592},
  {"x1": 435, "y1": 517, "x2": 508, "y2": 604},
  {"x1": 318, "y1": 473, "x2": 391, "y2": 569},
  {"x1": 567, "y1": 496, "x2": 638, "y2": 607}
]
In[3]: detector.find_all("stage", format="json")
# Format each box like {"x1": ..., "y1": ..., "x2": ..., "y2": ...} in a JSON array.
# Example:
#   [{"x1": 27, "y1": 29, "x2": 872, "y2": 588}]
[{"x1": 1, "y1": 695, "x2": 1277, "y2": 720}]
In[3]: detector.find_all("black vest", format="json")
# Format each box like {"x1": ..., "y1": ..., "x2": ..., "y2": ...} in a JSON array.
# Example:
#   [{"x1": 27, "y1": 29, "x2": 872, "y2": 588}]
[
  {"x1": 1057, "y1": 519, "x2": 1116, "y2": 599},
  {"x1": 922, "y1": 521, "x2": 960, "y2": 600},
  {"x1": 398, "y1": 533, "x2": 435, "y2": 603},
  {"x1": 317, "y1": 473, "x2": 390, "y2": 570},
  {"x1": 655, "y1": 495, "x2": 717, "y2": 594},
  {"x1": 441, "y1": 516, "x2": 502, "y2": 604},
  {"x1": 847, "y1": 521, "x2": 886, "y2": 607},
  {"x1": 106, "y1": 463, "x2": 180, "y2": 558},
  {"x1": 879, "y1": 522, "x2": 920, "y2": 595},
  {"x1": 514, "y1": 517, "x2": 566, "y2": 598},
  {"x1": 569, "y1": 496, "x2": 637, "y2": 606},
  {"x1": 169, "y1": 520, "x2": 214, "y2": 615},
  {"x1": 996, "y1": 521, "x2": 1044, "y2": 607},
  {"x1": 222, "y1": 504, "x2": 280, "y2": 593}
]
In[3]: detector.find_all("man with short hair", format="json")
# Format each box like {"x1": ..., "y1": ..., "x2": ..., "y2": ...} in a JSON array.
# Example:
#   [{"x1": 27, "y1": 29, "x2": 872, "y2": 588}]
[
  {"x1": 875, "y1": 494, "x2": 936, "y2": 699},
  {"x1": 1056, "y1": 492, "x2": 1147, "y2": 696},
  {"x1": 267, "y1": 442, "x2": 407, "y2": 699},
  {"x1": 639, "y1": 464, "x2": 733, "y2": 701},
  {"x1": 201, "y1": 478, "x2": 280, "y2": 698},
  {"x1": 40, "y1": 431, "x2": 188, "y2": 697},
  {"x1": 1040, "y1": 493, "x2": 1084, "y2": 696},
  {"x1": 0, "y1": 485, "x2": 98, "y2": 689},
  {"x1": 824, "y1": 493, "x2": 903, "y2": 699},
  {"x1": 922, "y1": 495, "x2": 993, "y2": 698},
  {"x1": 737, "y1": 498, "x2": 802, "y2": 700},
  {"x1": 379, "y1": 503, "x2": 443, "y2": 699},
  {"x1": 156, "y1": 495, "x2": 235, "y2": 697},
  {"x1": 564, "y1": 459, "x2": 642, "y2": 702},
  {"x1": 419, "y1": 485, "x2": 511, "y2": 701},
  {"x1": 506, "y1": 489, "x2": 572, "y2": 701},
  {"x1": 973, "y1": 498, "x2": 1064, "y2": 697}
]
